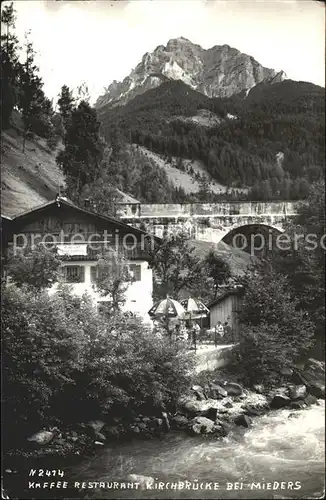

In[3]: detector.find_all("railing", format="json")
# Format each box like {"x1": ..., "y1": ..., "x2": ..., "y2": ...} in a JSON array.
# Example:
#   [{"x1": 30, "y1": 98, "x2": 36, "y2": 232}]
[
  {"x1": 7, "y1": 241, "x2": 154, "y2": 261},
  {"x1": 116, "y1": 201, "x2": 299, "y2": 218},
  {"x1": 58, "y1": 242, "x2": 153, "y2": 261}
]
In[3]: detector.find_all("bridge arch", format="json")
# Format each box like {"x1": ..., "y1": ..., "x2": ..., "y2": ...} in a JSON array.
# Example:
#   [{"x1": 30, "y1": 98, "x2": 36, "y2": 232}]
[{"x1": 220, "y1": 223, "x2": 284, "y2": 257}]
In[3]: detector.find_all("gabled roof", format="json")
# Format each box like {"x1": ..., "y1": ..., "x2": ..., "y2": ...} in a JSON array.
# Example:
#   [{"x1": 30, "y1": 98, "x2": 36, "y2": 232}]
[
  {"x1": 10, "y1": 197, "x2": 160, "y2": 240},
  {"x1": 208, "y1": 286, "x2": 244, "y2": 308}
]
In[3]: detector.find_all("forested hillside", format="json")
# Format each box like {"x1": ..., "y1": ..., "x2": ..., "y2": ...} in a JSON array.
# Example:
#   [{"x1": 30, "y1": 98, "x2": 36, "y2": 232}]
[{"x1": 99, "y1": 79, "x2": 325, "y2": 201}]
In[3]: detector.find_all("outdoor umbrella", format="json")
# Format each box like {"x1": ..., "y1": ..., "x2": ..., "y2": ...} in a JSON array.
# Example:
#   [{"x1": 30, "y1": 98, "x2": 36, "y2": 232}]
[
  {"x1": 180, "y1": 297, "x2": 209, "y2": 319},
  {"x1": 148, "y1": 297, "x2": 186, "y2": 319},
  {"x1": 148, "y1": 297, "x2": 185, "y2": 339}
]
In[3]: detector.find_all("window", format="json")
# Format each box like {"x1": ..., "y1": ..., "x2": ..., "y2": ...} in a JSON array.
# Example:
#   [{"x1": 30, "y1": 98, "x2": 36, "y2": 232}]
[
  {"x1": 90, "y1": 266, "x2": 98, "y2": 282},
  {"x1": 129, "y1": 264, "x2": 141, "y2": 281},
  {"x1": 62, "y1": 265, "x2": 85, "y2": 283}
]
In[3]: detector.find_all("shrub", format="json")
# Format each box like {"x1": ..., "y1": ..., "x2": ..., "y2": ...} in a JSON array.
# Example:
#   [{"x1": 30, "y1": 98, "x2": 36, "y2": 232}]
[
  {"x1": 2, "y1": 282, "x2": 195, "y2": 448},
  {"x1": 233, "y1": 269, "x2": 314, "y2": 387}
]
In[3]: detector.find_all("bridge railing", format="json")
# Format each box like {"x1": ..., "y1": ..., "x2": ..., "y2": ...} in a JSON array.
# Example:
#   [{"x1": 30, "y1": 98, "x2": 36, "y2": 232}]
[{"x1": 115, "y1": 201, "x2": 299, "y2": 218}]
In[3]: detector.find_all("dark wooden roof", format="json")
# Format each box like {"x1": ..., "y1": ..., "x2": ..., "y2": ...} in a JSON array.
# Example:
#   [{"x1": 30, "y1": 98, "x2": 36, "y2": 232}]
[
  {"x1": 9, "y1": 197, "x2": 161, "y2": 241},
  {"x1": 208, "y1": 286, "x2": 244, "y2": 309}
]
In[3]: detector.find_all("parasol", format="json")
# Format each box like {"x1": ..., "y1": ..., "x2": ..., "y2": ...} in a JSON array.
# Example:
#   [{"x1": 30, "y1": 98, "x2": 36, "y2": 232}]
[
  {"x1": 148, "y1": 297, "x2": 186, "y2": 319},
  {"x1": 180, "y1": 297, "x2": 209, "y2": 319},
  {"x1": 148, "y1": 297, "x2": 185, "y2": 339}
]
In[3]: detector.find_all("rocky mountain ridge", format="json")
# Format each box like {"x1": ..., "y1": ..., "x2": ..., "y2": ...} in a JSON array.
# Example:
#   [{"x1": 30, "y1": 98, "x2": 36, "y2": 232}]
[{"x1": 96, "y1": 37, "x2": 287, "y2": 109}]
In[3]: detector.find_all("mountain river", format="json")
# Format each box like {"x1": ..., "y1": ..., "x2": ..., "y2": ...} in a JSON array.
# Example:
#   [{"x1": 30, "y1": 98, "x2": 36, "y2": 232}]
[{"x1": 66, "y1": 401, "x2": 325, "y2": 499}]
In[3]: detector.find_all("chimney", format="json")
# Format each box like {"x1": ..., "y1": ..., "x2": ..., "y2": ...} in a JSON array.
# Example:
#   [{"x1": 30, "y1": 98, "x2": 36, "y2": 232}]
[{"x1": 58, "y1": 185, "x2": 68, "y2": 201}]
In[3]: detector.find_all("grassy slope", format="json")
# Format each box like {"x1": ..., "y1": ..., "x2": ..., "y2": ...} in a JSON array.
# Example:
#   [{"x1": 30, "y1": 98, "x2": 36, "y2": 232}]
[
  {"x1": 1, "y1": 127, "x2": 64, "y2": 217},
  {"x1": 137, "y1": 145, "x2": 248, "y2": 195},
  {"x1": 137, "y1": 145, "x2": 228, "y2": 194}
]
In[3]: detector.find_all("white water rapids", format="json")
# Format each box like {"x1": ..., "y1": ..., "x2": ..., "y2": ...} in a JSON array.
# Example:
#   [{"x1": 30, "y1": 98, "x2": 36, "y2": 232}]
[{"x1": 68, "y1": 401, "x2": 325, "y2": 499}]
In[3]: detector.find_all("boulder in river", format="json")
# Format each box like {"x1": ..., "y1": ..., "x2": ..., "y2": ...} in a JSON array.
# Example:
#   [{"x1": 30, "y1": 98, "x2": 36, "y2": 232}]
[
  {"x1": 234, "y1": 414, "x2": 251, "y2": 428},
  {"x1": 291, "y1": 359, "x2": 325, "y2": 399},
  {"x1": 304, "y1": 394, "x2": 318, "y2": 406},
  {"x1": 191, "y1": 385, "x2": 208, "y2": 400},
  {"x1": 289, "y1": 384, "x2": 307, "y2": 400},
  {"x1": 171, "y1": 415, "x2": 189, "y2": 430},
  {"x1": 192, "y1": 385, "x2": 204, "y2": 392},
  {"x1": 188, "y1": 416, "x2": 221, "y2": 436},
  {"x1": 270, "y1": 394, "x2": 291, "y2": 409},
  {"x1": 27, "y1": 428, "x2": 60, "y2": 446},
  {"x1": 210, "y1": 383, "x2": 228, "y2": 398},
  {"x1": 86, "y1": 420, "x2": 105, "y2": 433},
  {"x1": 290, "y1": 400, "x2": 306, "y2": 410},
  {"x1": 280, "y1": 366, "x2": 294, "y2": 377},
  {"x1": 194, "y1": 389, "x2": 207, "y2": 401},
  {"x1": 179, "y1": 398, "x2": 211, "y2": 415},
  {"x1": 253, "y1": 384, "x2": 265, "y2": 394},
  {"x1": 224, "y1": 382, "x2": 243, "y2": 396},
  {"x1": 102, "y1": 424, "x2": 121, "y2": 440},
  {"x1": 307, "y1": 382, "x2": 325, "y2": 399},
  {"x1": 200, "y1": 407, "x2": 218, "y2": 421},
  {"x1": 244, "y1": 405, "x2": 265, "y2": 417}
]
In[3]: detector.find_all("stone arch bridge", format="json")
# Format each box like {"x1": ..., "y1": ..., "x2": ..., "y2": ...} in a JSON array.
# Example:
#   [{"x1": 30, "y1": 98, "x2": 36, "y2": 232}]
[{"x1": 115, "y1": 201, "x2": 299, "y2": 244}]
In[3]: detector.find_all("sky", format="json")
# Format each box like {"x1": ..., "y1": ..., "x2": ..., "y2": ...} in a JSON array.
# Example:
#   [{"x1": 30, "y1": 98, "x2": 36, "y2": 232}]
[{"x1": 6, "y1": 0, "x2": 326, "y2": 105}]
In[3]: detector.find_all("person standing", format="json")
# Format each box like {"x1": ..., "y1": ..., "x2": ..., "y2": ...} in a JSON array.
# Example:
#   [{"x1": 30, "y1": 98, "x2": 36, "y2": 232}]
[
  {"x1": 215, "y1": 321, "x2": 224, "y2": 345},
  {"x1": 224, "y1": 321, "x2": 232, "y2": 342}
]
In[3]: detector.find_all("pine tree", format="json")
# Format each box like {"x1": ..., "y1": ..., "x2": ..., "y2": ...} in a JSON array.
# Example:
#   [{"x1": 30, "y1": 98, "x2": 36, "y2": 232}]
[
  {"x1": 56, "y1": 100, "x2": 103, "y2": 200},
  {"x1": 197, "y1": 175, "x2": 212, "y2": 202},
  {"x1": 0, "y1": 2, "x2": 21, "y2": 128},
  {"x1": 57, "y1": 84, "x2": 74, "y2": 134},
  {"x1": 18, "y1": 32, "x2": 50, "y2": 150},
  {"x1": 75, "y1": 82, "x2": 90, "y2": 105}
]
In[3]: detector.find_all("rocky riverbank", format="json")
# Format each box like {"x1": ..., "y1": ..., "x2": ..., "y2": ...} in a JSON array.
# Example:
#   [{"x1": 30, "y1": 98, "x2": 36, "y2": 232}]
[{"x1": 3, "y1": 359, "x2": 324, "y2": 488}]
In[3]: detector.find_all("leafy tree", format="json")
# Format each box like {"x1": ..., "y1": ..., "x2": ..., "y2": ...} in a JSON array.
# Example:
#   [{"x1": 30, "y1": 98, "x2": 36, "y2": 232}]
[
  {"x1": 272, "y1": 180, "x2": 325, "y2": 354},
  {"x1": 5, "y1": 244, "x2": 61, "y2": 290},
  {"x1": 92, "y1": 249, "x2": 132, "y2": 313},
  {"x1": 204, "y1": 250, "x2": 232, "y2": 298},
  {"x1": 79, "y1": 174, "x2": 123, "y2": 217},
  {"x1": 149, "y1": 232, "x2": 206, "y2": 300}
]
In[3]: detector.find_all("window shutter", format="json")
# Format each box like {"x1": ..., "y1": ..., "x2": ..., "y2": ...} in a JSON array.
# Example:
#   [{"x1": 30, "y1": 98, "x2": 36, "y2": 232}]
[
  {"x1": 91, "y1": 266, "x2": 98, "y2": 282},
  {"x1": 79, "y1": 266, "x2": 85, "y2": 282}
]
